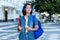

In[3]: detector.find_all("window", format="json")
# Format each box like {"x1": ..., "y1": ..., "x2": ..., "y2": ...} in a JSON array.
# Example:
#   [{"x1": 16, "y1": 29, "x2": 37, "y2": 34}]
[{"x1": 16, "y1": 11, "x2": 20, "y2": 14}]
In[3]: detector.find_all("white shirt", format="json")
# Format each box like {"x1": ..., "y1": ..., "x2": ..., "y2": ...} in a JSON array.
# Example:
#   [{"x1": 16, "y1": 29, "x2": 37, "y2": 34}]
[{"x1": 25, "y1": 16, "x2": 28, "y2": 32}]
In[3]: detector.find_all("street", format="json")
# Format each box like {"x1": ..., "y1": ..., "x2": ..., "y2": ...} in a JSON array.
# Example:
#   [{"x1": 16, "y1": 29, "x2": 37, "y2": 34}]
[
  {"x1": 37, "y1": 22, "x2": 60, "y2": 40},
  {"x1": 0, "y1": 22, "x2": 19, "y2": 40},
  {"x1": 0, "y1": 22, "x2": 60, "y2": 40}
]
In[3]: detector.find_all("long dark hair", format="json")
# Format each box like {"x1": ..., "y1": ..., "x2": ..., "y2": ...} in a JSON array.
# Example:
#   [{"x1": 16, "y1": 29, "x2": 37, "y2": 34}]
[{"x1": 22, "y1": 3, "x2": 33, "y2": 16}]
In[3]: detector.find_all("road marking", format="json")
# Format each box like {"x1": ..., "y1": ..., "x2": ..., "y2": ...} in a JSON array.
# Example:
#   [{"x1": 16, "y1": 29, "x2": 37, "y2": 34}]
[
  {"x1": 0, "y1": 33, "x2": 19, "y2": 39},
  {"x1": 0, "y1": 25, "x2": 18, "y2": 30}
]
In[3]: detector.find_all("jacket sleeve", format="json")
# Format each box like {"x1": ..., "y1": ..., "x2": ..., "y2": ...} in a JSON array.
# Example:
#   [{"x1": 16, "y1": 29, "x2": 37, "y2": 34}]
[{"x1": 33, "y1": 15, "x2": 38, "y2": 28}]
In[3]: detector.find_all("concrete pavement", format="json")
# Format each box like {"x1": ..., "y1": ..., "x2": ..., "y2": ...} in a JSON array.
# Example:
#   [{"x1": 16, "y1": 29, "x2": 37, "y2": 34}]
[{"x1": 0, "y1": 22, "x2": 60, "y2": 40}]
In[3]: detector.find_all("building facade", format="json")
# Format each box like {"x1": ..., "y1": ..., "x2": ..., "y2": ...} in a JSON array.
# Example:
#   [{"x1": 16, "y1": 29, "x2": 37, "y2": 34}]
[
  {"x1": 0, "y1": 0, "x2": 32, "y2": 22},
  {"x1": 0, "y1": 0, "x2": 24, "y2": 22}
]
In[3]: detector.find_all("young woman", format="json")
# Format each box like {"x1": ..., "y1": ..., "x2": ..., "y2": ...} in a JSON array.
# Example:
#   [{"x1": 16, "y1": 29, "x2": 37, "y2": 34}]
[{"x1": 18, "y1": 3, "x2": 38, "y2": 40}]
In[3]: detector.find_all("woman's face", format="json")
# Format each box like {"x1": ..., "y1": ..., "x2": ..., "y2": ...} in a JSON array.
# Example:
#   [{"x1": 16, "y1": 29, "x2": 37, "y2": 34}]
[{"x1": 26, "y1": 5, "x2": 31, "y2": 14}]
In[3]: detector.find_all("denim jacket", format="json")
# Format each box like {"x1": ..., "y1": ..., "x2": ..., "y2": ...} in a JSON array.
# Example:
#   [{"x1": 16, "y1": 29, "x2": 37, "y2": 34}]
[{"x1": 19, "y1": 14, "x2": 38, "y2": 40}]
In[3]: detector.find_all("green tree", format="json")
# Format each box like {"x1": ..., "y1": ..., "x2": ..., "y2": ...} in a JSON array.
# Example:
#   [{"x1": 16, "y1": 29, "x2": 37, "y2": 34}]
[{"x1": 31, "y1": 0, "x2": 60, "y2": 21}]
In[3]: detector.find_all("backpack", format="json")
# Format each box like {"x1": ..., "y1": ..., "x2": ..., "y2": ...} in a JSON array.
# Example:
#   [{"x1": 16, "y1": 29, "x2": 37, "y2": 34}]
[{"x1": 33, "y1": 15, "x2": 44, "y2": 39}]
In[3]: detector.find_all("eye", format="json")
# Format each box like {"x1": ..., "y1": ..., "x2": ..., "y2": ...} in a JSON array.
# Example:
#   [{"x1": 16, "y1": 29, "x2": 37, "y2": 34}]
[{"x1": 26, "y1": 5, "x2": 31, "y2": 9}]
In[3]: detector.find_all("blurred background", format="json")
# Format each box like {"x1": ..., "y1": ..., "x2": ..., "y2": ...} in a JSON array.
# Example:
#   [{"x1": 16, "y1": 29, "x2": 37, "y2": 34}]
[{"x1": 0, "y1": 0, "x2": 60, "y2": 40}]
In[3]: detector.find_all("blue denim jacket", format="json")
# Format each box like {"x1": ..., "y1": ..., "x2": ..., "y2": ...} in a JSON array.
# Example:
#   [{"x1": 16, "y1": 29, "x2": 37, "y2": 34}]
[{"x1": 19, "y1": 14, "x2": 38, "y2": 40}]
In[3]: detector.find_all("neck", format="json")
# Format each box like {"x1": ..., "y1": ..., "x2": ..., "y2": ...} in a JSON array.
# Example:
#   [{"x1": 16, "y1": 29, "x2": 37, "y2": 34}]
[{"x1": 25, "y1": 13, "x2": 30, "y2": 17}]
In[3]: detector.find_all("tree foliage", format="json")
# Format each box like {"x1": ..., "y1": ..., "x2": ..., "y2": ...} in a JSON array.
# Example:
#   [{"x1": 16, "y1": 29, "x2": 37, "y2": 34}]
[{"x1": 31, "y1": 0, "x2": 60, "y2": 14}]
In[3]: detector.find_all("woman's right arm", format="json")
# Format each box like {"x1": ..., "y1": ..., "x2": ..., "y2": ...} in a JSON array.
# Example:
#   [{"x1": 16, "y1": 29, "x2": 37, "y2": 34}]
[
  {"x1": 19, "y1": 26, "x2": 22, "y2": 30},
  {"x1": 18, "y1": 26, "x2": 22, "y2": 32}
]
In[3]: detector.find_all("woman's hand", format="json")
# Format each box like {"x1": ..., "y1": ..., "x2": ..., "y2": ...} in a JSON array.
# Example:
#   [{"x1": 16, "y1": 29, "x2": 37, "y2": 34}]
[
  {"x1": 25, "y1": 26, "x2": 38, "y2": 31},
  {"x1": 25, "y1": 26, "x2": 33, "y2": 31},
  {"x1": 18, "y1": 26, "x2": 22, "y2": 32}
]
